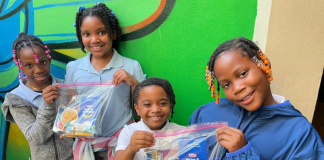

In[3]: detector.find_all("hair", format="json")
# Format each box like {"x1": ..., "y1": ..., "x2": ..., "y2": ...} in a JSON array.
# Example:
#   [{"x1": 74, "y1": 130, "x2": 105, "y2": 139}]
[
  {"x1": 75, "y1": 3, "x2": 122, "y2": 53},
  {"x1": 133, "y1": 77, "x2": 176, "y2": 118},
  {"x1": 12, "y1": 33, "x2": 47, "y2": 59}
]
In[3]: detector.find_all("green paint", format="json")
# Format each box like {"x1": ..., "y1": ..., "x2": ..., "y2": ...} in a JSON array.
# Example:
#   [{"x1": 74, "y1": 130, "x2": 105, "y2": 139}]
[
  {"x1": 51, "y1": 59, "x2": 67, "y2": 69},
  {"x1": 20, "y1": 11, "x2": 24, "y2": 32},
  {"x1": 0, "y1": 64, "x2": 18, "y2": 88}
]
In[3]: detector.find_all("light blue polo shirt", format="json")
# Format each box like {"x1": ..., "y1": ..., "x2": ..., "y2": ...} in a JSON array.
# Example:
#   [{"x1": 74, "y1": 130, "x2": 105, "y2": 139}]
[
  {"x1": 11, "y1": 75, "x2": 58, "y2": 107},
  {"x1": 65, "y1": 49, "x2": 145, "y2": 137}
]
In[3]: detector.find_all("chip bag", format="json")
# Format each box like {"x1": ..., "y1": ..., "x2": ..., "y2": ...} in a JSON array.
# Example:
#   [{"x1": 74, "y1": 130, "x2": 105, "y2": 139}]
[
  {"x1": 53, "y1": 82, "x2": 114, "y2": 137},
  {"x1": 144, "y1": 122, "x2": 228, "y2": 160}
]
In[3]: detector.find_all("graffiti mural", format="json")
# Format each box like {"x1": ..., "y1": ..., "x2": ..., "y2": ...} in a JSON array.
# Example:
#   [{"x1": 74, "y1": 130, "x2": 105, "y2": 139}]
[{"x1": 0, "y1": 0, "x2": 257, "y2": 159}]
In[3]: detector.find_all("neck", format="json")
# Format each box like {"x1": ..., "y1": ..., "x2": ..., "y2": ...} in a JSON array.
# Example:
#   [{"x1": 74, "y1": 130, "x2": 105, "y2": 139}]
[
  {"x1": 262, "y1": 86, "x2": 277, "y2": 106},
  {"x1": 25, "y1": 76, "x2": 52, "y2": 91},
  {"x1": 90, "y1": 50, "x2": 114, "y2": 72}
]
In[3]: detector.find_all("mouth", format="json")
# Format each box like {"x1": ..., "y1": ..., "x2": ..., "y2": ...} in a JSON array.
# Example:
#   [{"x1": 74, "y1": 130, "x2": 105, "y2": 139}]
[
  {"x1": 90, "y1": 45, "x2": 104, "y2": 51},
  {"x1": 148, "y1": 115, "x2": 164, "y2": 121},
  {"x1": 34, "y1": 75, "x2": 47, "y2": 81},
  {"x1": 238, "y1": 91, "x2": 254, "y2": 105}
]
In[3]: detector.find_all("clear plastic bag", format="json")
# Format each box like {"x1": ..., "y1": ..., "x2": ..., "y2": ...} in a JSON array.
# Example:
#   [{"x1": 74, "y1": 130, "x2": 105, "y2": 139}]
[
  {"x1": 53, "y1": 82, "x2": 114, "y2": 137},
  {"x1": 144, "y1": 122, "x2": 227, "y2": 160}
]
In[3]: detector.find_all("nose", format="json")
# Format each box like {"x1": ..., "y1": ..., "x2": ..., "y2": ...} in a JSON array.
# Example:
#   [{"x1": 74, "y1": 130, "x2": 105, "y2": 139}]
[
  {"x1": 90, "y1": 35, "x2": 100, "y2": 44},
  {"x1": 34, "y1": 64, "x2": 44, "y2": 73},
  {"x1": 233, "y1": 82, "x2": 244, "y2": 95},
  {"x1": 151, "y1": 104, "x2": 161, "y2": 113}
]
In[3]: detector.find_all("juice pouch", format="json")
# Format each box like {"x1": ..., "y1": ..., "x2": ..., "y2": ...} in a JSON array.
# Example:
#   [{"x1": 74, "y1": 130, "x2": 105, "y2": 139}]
[
  {"x1": 53, "y1": 82, "x2": 114, "y2": 137},
  {"x1": 144, "y1": 122, "x2": 228, "y2": 160}
]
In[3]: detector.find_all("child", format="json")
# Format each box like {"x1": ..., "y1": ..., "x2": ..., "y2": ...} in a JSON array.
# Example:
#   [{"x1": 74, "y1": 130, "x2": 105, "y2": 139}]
[
  {"x1": 1, "y1": 33, "x2": 74, "y2": 160},
  {"x1": 68, "y1": 2, "x2": 145, "y2": 160},
  {"x1": 190, "y1": 37, "x2": 324, "y2": 159},
  {"x1": 115, "y1": 77, "x2": 182, "y2": 160}
]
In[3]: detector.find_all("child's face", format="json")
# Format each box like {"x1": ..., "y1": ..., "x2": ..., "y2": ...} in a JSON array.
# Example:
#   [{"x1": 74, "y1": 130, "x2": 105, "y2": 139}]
[
  {"x1": 19, "y1": 46, "x2": 51, "y2": 86},
  {"x1": 213, "y1": 49, "x2": 274, "y2": 111},
  {"x1": 80, "y1": 16, "x2": 114, "y2": 58},
  {"x1": 134, "y1": 85, "x2": 171, "y2": 130}
]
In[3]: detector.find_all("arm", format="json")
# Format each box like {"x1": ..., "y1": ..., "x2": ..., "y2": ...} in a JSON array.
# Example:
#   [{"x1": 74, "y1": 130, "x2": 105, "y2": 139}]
[
  {"x1": 8, "y1": 99, "x2": 57, "y2": 145},
  {"x1": 225, "y1": 142, "x2": 261, "y2": 160},
  {"x1": 115, "y1": 130, "x2": 155, "y2": 160}
]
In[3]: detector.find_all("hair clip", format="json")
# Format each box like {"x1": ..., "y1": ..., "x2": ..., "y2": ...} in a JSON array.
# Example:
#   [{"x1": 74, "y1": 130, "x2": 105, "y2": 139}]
[
  {"x1": 73, "y1": 23, "x2": 76, "y2": 27},
  {"x1": 96, "y1": 2, "x2": 100, "y2": 5},
  {"x1": 111, "y1": 11, "x2": 117, "y2": 18},
  {"x1": 78, "y1": 6, "x2": 85, "y2": 12}
]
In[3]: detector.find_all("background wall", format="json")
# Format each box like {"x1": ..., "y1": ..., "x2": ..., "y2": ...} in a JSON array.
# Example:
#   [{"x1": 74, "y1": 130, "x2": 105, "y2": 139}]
[
  {"x1": 0, "y1": 0, "x2": 257, "y2": 159},
  {"x1": 254, "y1": 0, "x2": 324, "y2": 121}
]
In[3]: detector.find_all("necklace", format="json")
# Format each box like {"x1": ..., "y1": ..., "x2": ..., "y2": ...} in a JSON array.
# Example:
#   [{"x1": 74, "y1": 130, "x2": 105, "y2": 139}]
[{"x1": 25, "y1": 83, "x2": 42, "y2": 91}]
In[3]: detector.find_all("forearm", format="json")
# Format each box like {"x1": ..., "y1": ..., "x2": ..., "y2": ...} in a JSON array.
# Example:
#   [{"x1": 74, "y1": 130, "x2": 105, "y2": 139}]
[{"x1": 115, "y1": 146, "x2": 137, "y2": 160}]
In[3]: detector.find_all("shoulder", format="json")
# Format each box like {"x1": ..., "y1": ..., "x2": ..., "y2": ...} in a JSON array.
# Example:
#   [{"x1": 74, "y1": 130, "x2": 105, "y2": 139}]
[
  {"x1": 121, "y1": 56, "x2": 141, "y2": 66},
  {"x1": 121, "y1": 121, "x2": 142, "y2": 134},
  {"x1": 168, "y1": 122, "x2": 184, "y2": 130},
  {"x1": 66, "y1": 56, "x2": 86, "y2": 68}
]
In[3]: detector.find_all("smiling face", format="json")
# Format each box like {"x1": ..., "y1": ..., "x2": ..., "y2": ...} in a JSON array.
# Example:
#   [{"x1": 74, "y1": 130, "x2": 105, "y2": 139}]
[
  {"x1": 134, "y1": 85, "x2": 171, "y2": 130},
  {"x1": 19, "y1": 45, "x2": 51, "y2": 90},
  {"x1": 80, "y1": 16, "x2": 114, "y2": 59},
  {"x1": 213, "y1": 49, "x2": 276, "y2": 111}
]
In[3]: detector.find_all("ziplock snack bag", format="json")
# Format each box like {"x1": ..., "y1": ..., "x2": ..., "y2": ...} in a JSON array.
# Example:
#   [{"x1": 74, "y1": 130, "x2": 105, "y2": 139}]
[
  {"x1": 144, "y1": 122, "x2": 228, "y2": 160},
  {"x1": 53, "y1": 82, "x2": 114, "y2": 137}
]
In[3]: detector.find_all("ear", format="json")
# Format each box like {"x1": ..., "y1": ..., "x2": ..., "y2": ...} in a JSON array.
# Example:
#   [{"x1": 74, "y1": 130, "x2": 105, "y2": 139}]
[{"x1": 134, "y1": 104, "x2": 140, "y2": 116}]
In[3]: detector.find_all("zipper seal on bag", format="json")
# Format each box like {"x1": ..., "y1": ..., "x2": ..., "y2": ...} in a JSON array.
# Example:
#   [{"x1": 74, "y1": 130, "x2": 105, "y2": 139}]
[{"x1": 59, "y1": 81, "x2": 114, "y2": 88}]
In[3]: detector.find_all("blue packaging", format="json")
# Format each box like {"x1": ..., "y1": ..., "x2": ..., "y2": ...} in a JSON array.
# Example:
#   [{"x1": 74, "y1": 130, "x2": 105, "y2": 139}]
[{"x1": 178, "y1": 136, "x2": 208, "y2": 160}]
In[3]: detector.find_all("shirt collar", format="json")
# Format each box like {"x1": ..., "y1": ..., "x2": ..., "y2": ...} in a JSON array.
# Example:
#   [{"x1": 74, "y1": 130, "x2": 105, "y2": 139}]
[
  {"x1": 78, "y1": 49, "x2": 123, "y2": 71},
  {"x1": 18, "y1": 75, "x2": 57, "y2": 101},
  {"x1": 140, "y1": 118, "x2": 170, "y2": 132}
]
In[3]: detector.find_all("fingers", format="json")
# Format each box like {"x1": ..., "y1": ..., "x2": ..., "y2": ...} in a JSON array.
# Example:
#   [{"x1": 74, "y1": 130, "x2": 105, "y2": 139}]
[
  {"x1": 130, "y1": 131, "x2": 155, "y2": 152},
  {"x1": 42, "y1": 84, "x2": 60, "y2": 103},
  {"x1": 216, "y1": 127, "x2": 247, "y2": 152},
  {"x1": 113, "y1": 69, "x2": 137, "y2": 87}
]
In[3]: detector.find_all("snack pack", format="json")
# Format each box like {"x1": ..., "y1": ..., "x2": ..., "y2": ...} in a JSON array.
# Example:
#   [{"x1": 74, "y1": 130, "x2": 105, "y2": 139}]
[
  {"x1": 53, "y1": 82, "x2": 114, "y2": 137},
  {"x1": 144, "y1": 122, "x2": 228, "y2": 160}
]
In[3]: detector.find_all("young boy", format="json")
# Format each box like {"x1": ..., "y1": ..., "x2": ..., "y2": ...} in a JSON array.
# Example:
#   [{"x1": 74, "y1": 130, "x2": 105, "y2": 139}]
[
  {"x1": 190, "y1": 37, "x2": 324, "y2": 159},
  {"x1": 115, "y1": 78, "x2": 182, "y2": 160}
]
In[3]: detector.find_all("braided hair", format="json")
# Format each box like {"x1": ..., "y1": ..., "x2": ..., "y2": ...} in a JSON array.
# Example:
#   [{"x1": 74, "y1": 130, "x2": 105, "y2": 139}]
[
  {"x1": 75, "y1": 3, "x2": 122, "y2": 53},
  {"x1": 133, "y1": 77, "x2": 176, "y2": 118},
  {"x1": 12, "y1": 33, "x2": 51, "y2": 79},
  {"x1": 12, "y1": 33, "x2": 47, "y2": 57},
  {"x1": 206, "y1": 37, "x2": 271, "y2": 103}
]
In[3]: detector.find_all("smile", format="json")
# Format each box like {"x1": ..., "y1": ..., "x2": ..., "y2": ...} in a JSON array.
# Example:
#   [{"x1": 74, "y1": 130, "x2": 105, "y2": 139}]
[
  {"x1": 148, "y1": 116, "x2": 163, "y2": 120},
  {"x1": 35, "y1": 75, "x2": 47, "y2": 81},
  {"x1": 91, "y1": 45, "x2": 103, "y2": 49},
  {"x1": 238, "y1": 91, "x2": 254, "y2": 105}
]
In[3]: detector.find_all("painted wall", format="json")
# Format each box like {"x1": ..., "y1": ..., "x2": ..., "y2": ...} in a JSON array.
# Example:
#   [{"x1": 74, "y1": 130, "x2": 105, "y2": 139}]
[
  {"x1": 254, "y1": 0, "x2": 324, "y2": 121},
  {"x1": 0, "y1": 0, "x2": 257, "y2": 159}
]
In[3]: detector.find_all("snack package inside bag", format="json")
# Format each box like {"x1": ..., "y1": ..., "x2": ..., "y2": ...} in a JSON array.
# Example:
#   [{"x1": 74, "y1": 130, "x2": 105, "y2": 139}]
[
  {"x1": 144, "y1": 122, "x2": 228, "y2": 160},
  {"x1": 53, "y1": 82, "x2": 114, "y2": 137}
]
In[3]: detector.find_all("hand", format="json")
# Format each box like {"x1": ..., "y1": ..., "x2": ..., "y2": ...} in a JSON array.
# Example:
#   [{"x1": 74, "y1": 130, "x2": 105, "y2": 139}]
[
  {"x1": 113, "y1": 69, "x2": 138, "y2": 88},
  {"x1": 42, "y1": 84, "x2": 60, "y2": 104},
  {"x1": 127, "y1": 131, "x2": 155, "y2": 153},
  {"x1": 216, "y1": 127, "x2": 247, "y2": 152}
]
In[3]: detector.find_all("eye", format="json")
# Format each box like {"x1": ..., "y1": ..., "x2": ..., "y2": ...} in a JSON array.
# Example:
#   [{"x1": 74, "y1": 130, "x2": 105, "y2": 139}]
[
  {"x1": 83, "y1": 33, "x2": 89, "y2": 37},
  {"x1": 239, "y1": 71, "x2": 248, "y2": 78},
  {"x1": 99, "y1": 31, "x2": 106, "y2": 35},
  {"x1": 143, "y1": 103, "x2": 150, "y2": 107},
  {"x1": 222, "y1": 82, "x2": 230, "y2": 89},
  {"x1": 40, "y1": 60, "x2": 47, "y2": 65},
  {"x1": 159, "y1": 102, "x2": 168, "y2": 106},
  {"x1": 25, "y1": 64, "x2": 32, "y2": 68}
]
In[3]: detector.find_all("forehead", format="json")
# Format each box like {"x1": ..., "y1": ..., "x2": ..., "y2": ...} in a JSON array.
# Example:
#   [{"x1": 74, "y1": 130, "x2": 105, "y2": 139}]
[
  {"x1": 213, "y1": 50, "x2": 255, "y2": 79},
  {"x1": 81, "y1": 16, "x2": 105, "y2": 30},
  {"x1": 19, "y1": 46, "x2": 45, "y2": 60},
  {"x1": 138, "y1": 85, "x2": 168, "y2": 100}
]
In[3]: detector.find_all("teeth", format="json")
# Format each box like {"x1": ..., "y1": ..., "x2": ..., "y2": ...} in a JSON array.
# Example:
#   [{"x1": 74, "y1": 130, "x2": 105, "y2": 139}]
[
  {"x1": 242, "y1": 93, "x2": 252, "y2": 101},
  {"x1": 93, "y1": 46, "x2": 101, "y2": 49}
]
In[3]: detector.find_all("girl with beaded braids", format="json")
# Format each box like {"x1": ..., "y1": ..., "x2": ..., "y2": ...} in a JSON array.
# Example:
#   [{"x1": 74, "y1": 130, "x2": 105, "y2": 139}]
[
  {"x1": 190, "y1": 37, "x2": 324, "y2": 159},
  {"x1": 64, "y1": 2, "x2": 145, "y2": 160},
  {"x1": 1, "y1": 33, "x2": 74, "y2": 160}
]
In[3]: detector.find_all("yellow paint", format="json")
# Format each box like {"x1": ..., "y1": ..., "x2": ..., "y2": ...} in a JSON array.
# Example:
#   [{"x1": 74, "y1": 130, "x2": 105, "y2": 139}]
[{"x1": 54, "y1": 48, "x2": 86, "y2": 59}]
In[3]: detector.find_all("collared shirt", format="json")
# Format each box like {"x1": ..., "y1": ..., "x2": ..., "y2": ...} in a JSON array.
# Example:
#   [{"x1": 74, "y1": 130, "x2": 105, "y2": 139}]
[
  {"x1": 11, "y1": 75, "x2": 57, "y2": 108},
  {"x1": 116, "y1": 119, "x2": 183, "y2": 160},
  {"x1": 65, "y1": 49, "x2": 145, "y2": 137}
]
